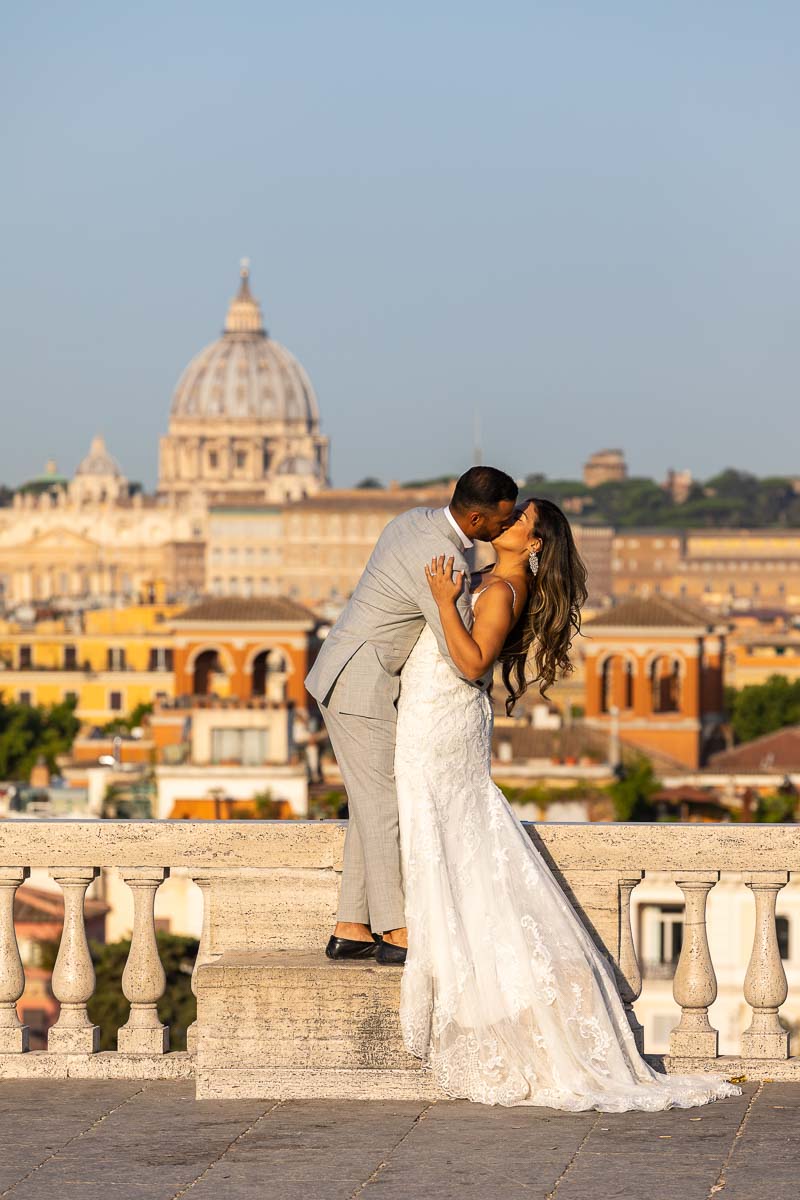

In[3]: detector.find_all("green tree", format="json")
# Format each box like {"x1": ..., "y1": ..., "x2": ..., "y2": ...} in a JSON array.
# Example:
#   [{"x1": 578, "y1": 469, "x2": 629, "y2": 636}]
[
  {"x1": 589, "y1": 478, "x2": 672, "y2": 527},
  {"x1": 100, "y1": 701, "x2": 154, "y2": 736},
  {"x1": 0, "y1": 694, "x2": 79, "y2": 779},
  {"x1": 729, "y1": 676, "x2": 800, "y2": 744},
  {"x1": 355, "y1": 476, "x2": 384, "y2": 489},
  {"x1": 609, "y1": 758, "x2": 660, "y2": 821},
  {"x1": 400, "y1": 474, "x2": 456, "y2": 488},
  {"x1": 754, "y1": 791, "x2": 797, "y2": 823}
]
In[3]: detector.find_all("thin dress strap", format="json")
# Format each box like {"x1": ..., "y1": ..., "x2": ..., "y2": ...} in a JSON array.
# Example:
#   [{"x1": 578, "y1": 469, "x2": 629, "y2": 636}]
[{"x1": 472, "y1": 578, "x2": 517, "y2": 611}]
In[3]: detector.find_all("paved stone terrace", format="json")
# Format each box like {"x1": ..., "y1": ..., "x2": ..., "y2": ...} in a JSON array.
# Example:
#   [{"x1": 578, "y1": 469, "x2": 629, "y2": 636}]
[{"x1": 1, "y1": 1080, "x2": 798, "y2": 1200}]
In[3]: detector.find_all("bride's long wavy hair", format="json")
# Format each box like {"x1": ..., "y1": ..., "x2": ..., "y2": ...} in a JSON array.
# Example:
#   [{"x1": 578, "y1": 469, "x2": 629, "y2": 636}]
[{"x1": 499, "y1": 498, "x2": 588, "y2": 714}]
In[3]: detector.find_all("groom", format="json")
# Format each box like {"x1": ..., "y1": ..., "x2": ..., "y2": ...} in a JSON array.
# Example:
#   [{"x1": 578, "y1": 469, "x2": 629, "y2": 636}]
[{"x1": 305, "y1": 466, "x2": 518, "y2": 964}]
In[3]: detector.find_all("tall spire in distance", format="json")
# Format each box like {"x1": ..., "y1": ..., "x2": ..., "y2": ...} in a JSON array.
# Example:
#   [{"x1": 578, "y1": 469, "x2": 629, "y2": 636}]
[
  {"x1": 224, "y1": 258, "x2": 265, "y2": 335},
  {"x1": 472, "y1": 408, "x2": 483, "y2": 466}
]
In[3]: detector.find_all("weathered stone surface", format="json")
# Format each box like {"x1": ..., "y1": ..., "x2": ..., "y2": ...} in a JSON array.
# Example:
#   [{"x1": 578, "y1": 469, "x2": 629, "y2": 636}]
[
  {"x1": 2, "y1": 1081, "x2": 783, "y2": 1200},
  {"x1": 206, "y1": 868, "x2": 340, "y2": 952},
  {"x1": 196, "y1": 951, "x2": 444, "y2": 1100},
  {"x1": 5, "y1": 816, "x2": 800, "y2": 875},
  {"x1": 0, "y1": 818, "x2": 348, "y2": 870},
  {"x1": 0, "y1": 1050, "x2": 194, "y2": 1080},
  {"x1": 662, "y1": 1054, "x2": 800, "y2": 1080}
]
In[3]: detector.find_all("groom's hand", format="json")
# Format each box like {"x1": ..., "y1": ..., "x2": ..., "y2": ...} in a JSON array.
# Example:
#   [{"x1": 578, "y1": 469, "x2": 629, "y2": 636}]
[{"x1": 425, "y1": 555, "x2": 465, "y2": 607}]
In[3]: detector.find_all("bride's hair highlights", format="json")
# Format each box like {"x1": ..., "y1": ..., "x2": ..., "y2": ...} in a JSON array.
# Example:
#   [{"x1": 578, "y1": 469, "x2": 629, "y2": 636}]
[{"x1": 499, "y1": 498, "x2": 588, "y2": 714}]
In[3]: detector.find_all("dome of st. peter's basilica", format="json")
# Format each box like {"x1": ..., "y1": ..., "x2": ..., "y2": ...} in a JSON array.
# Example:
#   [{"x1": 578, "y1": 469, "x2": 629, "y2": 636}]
[{"x1": 158, "y1": 262, "x2": 329, "y2": 504}]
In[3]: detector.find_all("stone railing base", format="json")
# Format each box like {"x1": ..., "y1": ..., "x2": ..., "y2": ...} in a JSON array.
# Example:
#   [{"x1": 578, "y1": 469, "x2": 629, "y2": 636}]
[
  {"x1": 195, "y1": 950, "x2": 447, "y2": 1101},
  {"x1": 0, "y1": 1051, "x2": 193, "y2": 1081},
  {"x1": 663, "y1": 1055, "x2": 800, "y2": 1082}
]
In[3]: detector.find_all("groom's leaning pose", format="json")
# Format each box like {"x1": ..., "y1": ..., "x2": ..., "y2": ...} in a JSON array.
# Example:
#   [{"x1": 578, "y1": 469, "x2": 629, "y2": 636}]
[{"x1": 305, "y1": 466, "x2": 518, "y2": 964}]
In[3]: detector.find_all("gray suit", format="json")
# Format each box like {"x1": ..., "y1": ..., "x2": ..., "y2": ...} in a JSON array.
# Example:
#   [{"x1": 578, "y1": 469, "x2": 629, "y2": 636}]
[{"x1": 305, "y1": 507, "x2": 477, "y2": 932}]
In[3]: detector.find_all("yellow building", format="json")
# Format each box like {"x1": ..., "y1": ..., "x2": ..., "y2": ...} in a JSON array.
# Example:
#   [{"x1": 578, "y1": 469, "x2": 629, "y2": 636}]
[
  {"x1": 612, "y1": 529, "x2": 800, "y2": 614},
  {"x1": 0, "y1": 604, "x2": 181, "y2": 723},
  {"x1": 726, "y1": 620, "x2": 800, "y2": 689}
]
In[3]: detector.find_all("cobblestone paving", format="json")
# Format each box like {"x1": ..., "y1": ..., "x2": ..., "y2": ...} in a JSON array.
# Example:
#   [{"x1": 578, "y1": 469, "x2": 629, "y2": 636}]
[{"x1": 1, "y1": 1080, "x2": 798, "y2": 1200}]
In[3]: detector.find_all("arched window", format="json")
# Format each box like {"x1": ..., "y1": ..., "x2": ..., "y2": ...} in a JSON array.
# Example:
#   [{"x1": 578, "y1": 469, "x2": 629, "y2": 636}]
[
  {"x1": 650, "y1": 656, "x2": 681, "y2": 714},
  {"x1": 251, "y1": 649, "x2": 289, "y2": 698},
  {"x1": 193, "y1": 649, "x2": 222, "y2": 696},
  {"x1": 600, "y1": 659, "x2": 613, "y2": 713}
]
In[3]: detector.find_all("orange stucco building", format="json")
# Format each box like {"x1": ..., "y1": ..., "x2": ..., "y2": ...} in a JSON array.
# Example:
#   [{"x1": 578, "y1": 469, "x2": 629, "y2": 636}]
[
  {"x1": 169, "y1": 595, "x2": 318, "y2": 708},
  {"x1": 583, "y1": 596, "x2": 730, "y2": 768}
]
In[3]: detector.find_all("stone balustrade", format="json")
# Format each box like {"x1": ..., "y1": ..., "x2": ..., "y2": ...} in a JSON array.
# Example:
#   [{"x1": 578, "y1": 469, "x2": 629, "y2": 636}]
[{"x1": 0, "y1": 819, "x2": 799, "y2": 1092}]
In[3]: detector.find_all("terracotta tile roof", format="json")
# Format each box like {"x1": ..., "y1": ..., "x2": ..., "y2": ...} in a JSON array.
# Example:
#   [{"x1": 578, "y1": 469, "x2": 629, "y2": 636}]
[
  {"x1": 173, "y1": 596, "x2": 318, "y2": 624},
  {"x1": 14, "y1": 884, "x2": 108, "y2": 924},
  {"x1": 490, "y1": 722, "x2": 689, "y2": 772},
  {"x1": 584, "y1": 595, "x2": 718, "y2": 630},
  {"x1": 707, "y1": 726, "x2": 800, "y2": 773}
]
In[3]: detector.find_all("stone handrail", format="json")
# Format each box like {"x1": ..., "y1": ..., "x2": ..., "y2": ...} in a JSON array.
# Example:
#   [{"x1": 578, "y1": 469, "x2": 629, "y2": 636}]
[{"x1": 0, "y1": 819, "x2": 798, "y2": 1081}]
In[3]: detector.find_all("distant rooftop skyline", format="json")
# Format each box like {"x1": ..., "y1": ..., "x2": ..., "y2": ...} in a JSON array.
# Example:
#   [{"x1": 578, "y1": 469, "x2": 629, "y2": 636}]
[{"x1": 2, "y1": 2, "x2": 799, "y2": 490}]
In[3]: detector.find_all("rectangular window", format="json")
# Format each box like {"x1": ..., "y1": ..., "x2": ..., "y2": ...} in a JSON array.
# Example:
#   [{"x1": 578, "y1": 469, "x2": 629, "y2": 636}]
[
  {"x1": 777, "y1": 916, "x2": 790, "y2": 960},
  {"x1": 64, "y1": 690, "x2": 78, "y2": 705},
  {"x1": 107, "y1": 647, "x2": 127, "y2": 670},
  {"x1": 210, "y1": 727, "x2": 268, "y2": 765},
  {"x1": 208, "y1": 451, "x2": 218, "y2": 469},
  {"x1": 236, "y1": 450, "x2": 247, "y2": 469},
  {"x1": 19, "y1": 645, "x2": 32, "y2": 668},
  {"x1": 18, "y1": 690, "x2": 32, "y2": 706},
  {"x1": 640, "y1": 904, "x2": 683, "y2": 978},
  {"x1": 64, "y1": 645, "x2": 77, "y2": 670},
  {"x1": 109, "y1": 690, "x2": 123, "y2": 712},
  {"x1": 148, "y1": 647, "x2": 174, "y2": 671}
]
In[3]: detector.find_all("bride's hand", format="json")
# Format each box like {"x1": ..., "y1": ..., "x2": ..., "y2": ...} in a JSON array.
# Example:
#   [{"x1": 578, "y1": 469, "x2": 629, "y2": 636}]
[{"x1": 425, "y1": 555, "x2": 464, "y2": 606}]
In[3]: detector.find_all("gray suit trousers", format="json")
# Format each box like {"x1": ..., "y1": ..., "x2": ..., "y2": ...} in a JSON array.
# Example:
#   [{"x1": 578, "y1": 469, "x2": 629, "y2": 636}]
[{"x1": 320, "y1": 694, "x2": 405, "y2": 934}]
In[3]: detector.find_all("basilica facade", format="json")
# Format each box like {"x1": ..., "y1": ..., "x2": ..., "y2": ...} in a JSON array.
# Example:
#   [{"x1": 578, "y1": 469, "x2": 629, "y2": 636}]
[{"x1": 0, "y1": 265, "x2": 329, "y2": 610}]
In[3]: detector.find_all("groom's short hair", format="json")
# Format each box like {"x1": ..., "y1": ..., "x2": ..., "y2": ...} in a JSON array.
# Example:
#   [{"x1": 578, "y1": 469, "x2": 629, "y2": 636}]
[{"x1": 451, "y1": 466, "x2": 518, "y2": 513}]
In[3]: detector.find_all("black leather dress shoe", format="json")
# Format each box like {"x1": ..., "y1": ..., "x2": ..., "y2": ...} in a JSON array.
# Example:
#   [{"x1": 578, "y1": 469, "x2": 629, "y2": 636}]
[
  {"x1": 375, "y1": 940, "x2": 407, "y2": 965},
  {"x1": 325, "y1": 935, "x2": 379, "y2": 960}
]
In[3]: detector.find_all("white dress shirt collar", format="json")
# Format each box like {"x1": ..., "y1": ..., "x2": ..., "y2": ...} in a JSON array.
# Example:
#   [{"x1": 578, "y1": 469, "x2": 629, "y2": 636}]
[{"x1": 443, "y1": 506, "x2": 474, "y2": 550}]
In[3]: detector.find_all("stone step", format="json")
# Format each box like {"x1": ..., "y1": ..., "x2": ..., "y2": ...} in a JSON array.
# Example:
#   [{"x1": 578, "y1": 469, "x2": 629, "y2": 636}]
[{"x1": 194, "y1": 950, "x2": 446, "y2": 1100}]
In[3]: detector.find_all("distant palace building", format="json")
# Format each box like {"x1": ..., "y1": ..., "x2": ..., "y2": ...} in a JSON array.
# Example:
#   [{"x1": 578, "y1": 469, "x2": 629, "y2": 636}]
[
  {"x1": 583, "y1": 448, "x2": 627, "y2": 488},
  {"x1": 612, "y1": 529, "x2": 800, "y2": 615}
]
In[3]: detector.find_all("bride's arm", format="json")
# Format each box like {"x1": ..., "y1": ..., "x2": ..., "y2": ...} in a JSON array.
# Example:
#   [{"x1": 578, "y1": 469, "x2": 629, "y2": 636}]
[{"x1": 425, "y1": 555, "x2": 515, "y2": 681}]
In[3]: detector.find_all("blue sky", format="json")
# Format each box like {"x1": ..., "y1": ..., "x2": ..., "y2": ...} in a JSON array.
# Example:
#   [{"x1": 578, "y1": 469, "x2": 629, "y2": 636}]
[{"x1": 2, "y1": 2, "x2": 798, "y2": 489}]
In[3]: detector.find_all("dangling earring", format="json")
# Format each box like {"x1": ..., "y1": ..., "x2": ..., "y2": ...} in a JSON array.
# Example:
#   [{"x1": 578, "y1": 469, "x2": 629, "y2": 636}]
[{"x1": 528, "y1": 548, "x2": 539, "y2": 576}]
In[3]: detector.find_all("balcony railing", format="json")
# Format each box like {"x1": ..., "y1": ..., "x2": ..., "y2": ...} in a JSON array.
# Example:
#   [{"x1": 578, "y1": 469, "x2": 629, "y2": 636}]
[{"x1": 0, "y1": 820, "x2": 798, "y2": 1088}]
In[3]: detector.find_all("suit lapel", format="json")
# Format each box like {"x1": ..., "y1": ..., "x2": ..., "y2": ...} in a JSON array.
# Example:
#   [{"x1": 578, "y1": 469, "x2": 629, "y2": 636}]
[{"x1": 429, "y1": 507, "x2": 467, "y2": 555}]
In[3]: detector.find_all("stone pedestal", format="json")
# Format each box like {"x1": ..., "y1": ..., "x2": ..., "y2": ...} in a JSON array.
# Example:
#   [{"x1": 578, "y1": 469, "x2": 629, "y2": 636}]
[{"x1": 195, "y1": 951, "x2": 445, "y2": 1101}]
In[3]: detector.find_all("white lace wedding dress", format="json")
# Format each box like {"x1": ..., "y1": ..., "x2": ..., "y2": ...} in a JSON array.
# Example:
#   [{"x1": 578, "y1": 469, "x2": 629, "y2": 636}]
[{"x1": 394, "y1": 586, "x2": 740, "y2": 1111}]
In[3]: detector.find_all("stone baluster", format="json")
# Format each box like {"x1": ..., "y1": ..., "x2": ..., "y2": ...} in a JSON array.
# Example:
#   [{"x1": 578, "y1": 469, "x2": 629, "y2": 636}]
[
  {"x1": 617, "y1": 874, "x2": 644, "y2": 1052},
  {"x1": 741, "y1": 871, "x2": 789, "y2": 1059},
  {"x1": 669, "y1": 871, "x2": 719, "y2": 1059},
  {"x1": 48, "y1": 867, "x2": 100, "y2": 1053},
  {"x1": 187, "y1": 873, "x2": 218, "y2": 1054},
  {"x1": 0, "y1": 867, "x2": 30, "y2": 1052},
  {"x1": 118, "y1": 868, "x2": 169, "y2": 1054}
]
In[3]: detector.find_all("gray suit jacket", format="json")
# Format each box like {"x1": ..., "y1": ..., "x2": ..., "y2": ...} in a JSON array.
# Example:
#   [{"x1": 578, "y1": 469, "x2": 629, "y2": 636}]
[{"x1": 305, "y1": 507, "x2": 474, "y2": 721}]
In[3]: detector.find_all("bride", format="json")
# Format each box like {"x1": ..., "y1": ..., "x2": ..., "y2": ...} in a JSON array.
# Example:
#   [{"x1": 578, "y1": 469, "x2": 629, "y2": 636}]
[{"x1": 394, "y1": 497, "x2": 740, "y2": 1111}]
